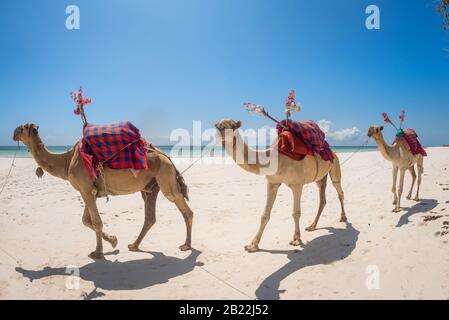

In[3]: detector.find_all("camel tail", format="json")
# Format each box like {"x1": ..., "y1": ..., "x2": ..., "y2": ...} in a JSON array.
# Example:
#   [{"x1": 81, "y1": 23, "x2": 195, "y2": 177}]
[
  {"x1": 176, "y1": 169, "x2": 190, "y2": 201},
  {"x1": 418, "y1": 156, "x2": 424, "y2": 174},
  {"x1": 329, "y1": 153, "x2": 342, "y2": 184},
  {"x1": 154, "y1": 147, "x2": 190, "y2": 201}
]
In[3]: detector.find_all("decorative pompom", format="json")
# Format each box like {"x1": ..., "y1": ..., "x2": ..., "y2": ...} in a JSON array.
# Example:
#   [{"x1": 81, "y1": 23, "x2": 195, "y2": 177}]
[
  {"x1": 70, "y1": 86, "x2": 91, "y2": 116},
  {"x1": 285, "y1": 89, "x2": 296, "y2": 107},
  {"x1": 399, "y1": 110, "x2": 405, "y2": 128},
  {"x1": 381, "y1": 112, "x2": 398, "y2": 130},
  {"x1": 244, "y1": 102, "x2": 266, "y2": 116},
  {"x1": 381, "y1": 112, "x2": 391, "y2": 124}
]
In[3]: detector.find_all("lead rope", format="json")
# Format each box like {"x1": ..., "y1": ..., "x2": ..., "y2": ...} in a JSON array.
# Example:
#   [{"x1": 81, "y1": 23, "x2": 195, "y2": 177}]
[
  {"x1": 340, "y1": 138, "x2": 370, "y2": 167},
  {"x1": 144, "y1": 146, "x2": 256, "y2": 299},
  {"x1": 0, "y1": 142, "x2": 20, "y2": 196},
  {"x1": 0, "y1": 142, "x2": 23, "y2": 266}
]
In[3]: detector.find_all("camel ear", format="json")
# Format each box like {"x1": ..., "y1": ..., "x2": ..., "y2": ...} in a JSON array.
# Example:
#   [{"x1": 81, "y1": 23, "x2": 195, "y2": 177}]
[
  {"x1": 235, "y1": 121, "x2": 242, "y2": 129},
  {"x1": 380, "y1": 126, "x2": 384, "y2": 131}
]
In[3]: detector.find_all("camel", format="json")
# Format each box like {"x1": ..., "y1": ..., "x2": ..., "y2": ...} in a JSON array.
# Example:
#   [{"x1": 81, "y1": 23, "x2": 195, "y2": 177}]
[
  {"x1": 215, "y1": 119, "x2": 347, "y2": 252},
  {"x1": 367, "y1": 125, "x2": 424, "y2": 212},
  {"x1": 13, "y1": 123, "x2": 193, "y2": 259}
]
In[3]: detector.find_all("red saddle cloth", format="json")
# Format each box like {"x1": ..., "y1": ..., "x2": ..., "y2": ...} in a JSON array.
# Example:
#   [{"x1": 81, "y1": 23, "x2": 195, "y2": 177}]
[
  {"x1": 273, "y1": 130, "x2": 308, "y2": 161},
  {"x1": 79, "y1": 122, "x2": 149, "y2": 180},
  {"x1": 276, "y1": 120, "x2": 334, "y2": 162},
  {"x1": 395, "y1": 128, "x2": 427, "y2": 157}
]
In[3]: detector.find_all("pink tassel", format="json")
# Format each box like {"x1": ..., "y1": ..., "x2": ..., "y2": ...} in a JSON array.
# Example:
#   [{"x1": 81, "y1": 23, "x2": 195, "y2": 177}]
[
  {"x1": 285, "y1": 89, "x2": 296, "y2": 107},
  {"x1": 381, "y1": 112, "x2": 398, "y2": 130},
  {"x1": 70, "y1": 86, "x2": 91, "y2": 116},
  {"x1": 399, "y1": 110, "x2": 405, "y2": 128},
  {"x1": 382, "y1": 112, "x2": 391, "y2": 124}
]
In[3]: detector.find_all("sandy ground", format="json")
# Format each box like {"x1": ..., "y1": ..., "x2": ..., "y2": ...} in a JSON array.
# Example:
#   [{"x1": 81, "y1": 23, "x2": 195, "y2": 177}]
[{"x1": 0, "y1": 148, "x2": 448, "y2": 300}]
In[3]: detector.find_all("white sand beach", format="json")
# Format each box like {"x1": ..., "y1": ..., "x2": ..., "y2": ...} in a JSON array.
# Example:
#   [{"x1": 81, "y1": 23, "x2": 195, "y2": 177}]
[{"x1": 0, "y1": 148, "x2": 448, "y2": 300}]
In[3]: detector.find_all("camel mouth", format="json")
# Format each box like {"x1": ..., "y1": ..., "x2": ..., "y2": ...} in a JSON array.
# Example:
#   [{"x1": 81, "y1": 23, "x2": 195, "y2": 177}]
[
  {"x1": 214, "y1": 123, "x2": 223, "y2": 131},
  {"x1": 13, "y1": 126, "x2": 24, "y2": 142}
]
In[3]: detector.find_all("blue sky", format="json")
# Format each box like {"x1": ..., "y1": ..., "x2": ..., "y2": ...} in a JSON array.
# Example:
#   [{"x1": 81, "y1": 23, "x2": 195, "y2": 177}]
[{"x1": 0, "y1": 0, "x2": 448, "y2": 146}]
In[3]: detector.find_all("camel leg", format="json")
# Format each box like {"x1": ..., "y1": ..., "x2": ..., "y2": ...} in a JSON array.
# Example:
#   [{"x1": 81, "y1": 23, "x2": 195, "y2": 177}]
[
  {"x1": 82, "y1": 207, "x2": 117, "y2": 248},
  {"x1": 245, "y1": 182, "x2": 281, "y2": 253},
  {"x1": 306, "y1": 175, "x2": 327, "y2": 231},
  {"x1": 174, "y1": 194, "x2": 194, "y2": 251},
  {"x1": 81, "y1": 192, "x2": 105, "y2": 259},
  {"x1": 329, "y1": 159, "x2": 347, "y2": 222},
  {"x1": 414, "y1": 157, "x2": 423, "y2": 201},
  {"x1": 406, "y1": 167, "x2": 416, "y2": 200},
  {"x1": 128, "y1": 186, "x2": 160, "y2": 252},
  {"x1": 393, "y1": 168, "x2": 406, "y2": 213},
  {"x1": 155, "y1": 167, "x2": 194, "y2": 251},
  {"x1": 289, "y1": 184, "x2": 304, "y2": 247},
  {"x1": 392, "y1": 165, "x2": 399, "y2": 206}
]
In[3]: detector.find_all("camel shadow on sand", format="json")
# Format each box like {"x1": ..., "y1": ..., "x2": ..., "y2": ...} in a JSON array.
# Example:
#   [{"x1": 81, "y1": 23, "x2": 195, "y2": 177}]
[
  {"x1": 396, "y1": 199, "x2": 438, "y2": 228},
  {"x1": 15, "y1": 249, "x2": 202, "y2": 297},
  {"x1": 255, "y1": 223, "x2": 359, "y2": 300}
]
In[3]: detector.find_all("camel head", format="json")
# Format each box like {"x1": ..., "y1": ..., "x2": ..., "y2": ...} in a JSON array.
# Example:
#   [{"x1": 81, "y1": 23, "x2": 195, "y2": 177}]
[
  {"x1": 13, "y1": 123, "x2": 40, "y2": 146},
  {"x1": 367, "y1": 125, "x2": 384, "y2": 139},
  {"x1": 215, "y1": 119, "x2": 242, "y2": 144}
]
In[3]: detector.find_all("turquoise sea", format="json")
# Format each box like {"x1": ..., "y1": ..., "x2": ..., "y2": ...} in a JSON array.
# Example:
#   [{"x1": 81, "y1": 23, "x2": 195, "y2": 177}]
[{"x1": 0, "y1": 145, "x2": 377, "y2": 158}]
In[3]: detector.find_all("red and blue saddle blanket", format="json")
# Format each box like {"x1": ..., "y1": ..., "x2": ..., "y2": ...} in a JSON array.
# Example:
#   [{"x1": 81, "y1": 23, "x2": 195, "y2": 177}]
[
  {"x1": 394, "y1": 128, "x2": 427, "y2": 157},
  {"x1": 276, "y1": 120, "x2": 334, "y2": 162},
  {"x1": 79, "y1": 122, "x2": 148, "y2": 180}
]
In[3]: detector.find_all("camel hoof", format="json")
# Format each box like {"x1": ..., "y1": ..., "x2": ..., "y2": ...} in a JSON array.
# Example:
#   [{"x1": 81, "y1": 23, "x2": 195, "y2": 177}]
[
  {"x1": 392, "y1": 208, "x2": 401, "y2": 213},
  {"x1": 244, "y1": 244, "x2": 259, "y2": 253},
  {"x1": 289, "y1": 239, "x2": 303, "y2": 247},
  {"x1": 179, "y1": 244, "x2": 192, "y2": 251},
  {"x1": 340, "y1": 216, "x2": 348, "y2": 223},
  {"x1": 88, "y1": 251, "x2": 105, "y2": 260},
  {"x1": 128, "y1": 243, "x2": 140, "y2": 252},
  {"x1": 406, "y1": 195, "x2": 412, "y2": 200},
  {"x1": 305, "y1": 225, "x2": 316, "y2": 232},
  {"x1": 413, "y1": 197, "x2": 420, "y2": 202},
  {"x1": 109, "y1": 236, "x2": 118, "y2": 248}
]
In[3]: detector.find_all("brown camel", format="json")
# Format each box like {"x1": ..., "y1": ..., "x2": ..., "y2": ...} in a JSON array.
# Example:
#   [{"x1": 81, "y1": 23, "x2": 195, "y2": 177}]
[
  {"x1": 367, "y1": 125, "x2": 424, "y2": 212},
  {"x1": 13, "y1": 123, "x2": 193, "y2": 259},
  {"x1": 215, "y1": 119, "x2": 347, "y2": 252}
]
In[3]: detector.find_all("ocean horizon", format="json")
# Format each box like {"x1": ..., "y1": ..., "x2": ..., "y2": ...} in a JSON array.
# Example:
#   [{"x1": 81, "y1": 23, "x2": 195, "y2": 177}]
[{"x1": 0, "y1": 145, "x2": 380, "y2": 159}]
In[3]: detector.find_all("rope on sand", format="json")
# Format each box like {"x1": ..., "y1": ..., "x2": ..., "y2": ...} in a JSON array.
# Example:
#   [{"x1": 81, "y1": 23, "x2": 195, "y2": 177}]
[
  {"x1": 0, "y1": 247, "x2": 21, "y2": 266},
  {"x1": 198, "y1": 265, "x2": 255, "y2": 300},
  {"x1": 149, "y1": 149, "x2": 256, "y2": 300},
  {"x1": 0, "y1": 142, "x2": 19, "y2": 196},
  {"x1": 0, "y1": 142, "x2": 23, "y2": 266}
]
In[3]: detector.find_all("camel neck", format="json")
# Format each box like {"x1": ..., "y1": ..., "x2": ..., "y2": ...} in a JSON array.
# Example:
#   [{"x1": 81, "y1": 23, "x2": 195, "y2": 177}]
[
  {"x1": 222, "y1": 132, "x2": 268, "y2": 175},
  {"x1": 373, "y1": 134, "x2": 396, "y2": 162},
  {"x1": 27, "y1": 136, "x2": 73, "y2": 180}
]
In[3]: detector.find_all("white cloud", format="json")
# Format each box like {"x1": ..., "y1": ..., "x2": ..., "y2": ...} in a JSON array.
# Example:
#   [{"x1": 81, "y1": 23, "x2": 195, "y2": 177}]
[
  {"x1": 317, "y1": 120, "x2": 361, "y2": 142},
  {"x1": 317, "y1": 120, "x2": 331, "y2": 134}
]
